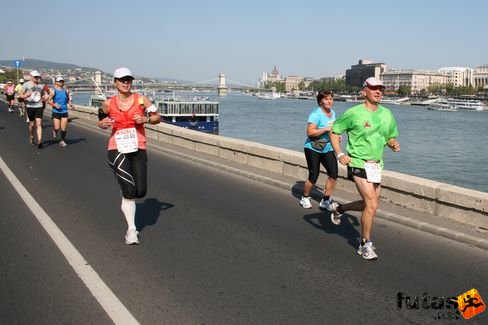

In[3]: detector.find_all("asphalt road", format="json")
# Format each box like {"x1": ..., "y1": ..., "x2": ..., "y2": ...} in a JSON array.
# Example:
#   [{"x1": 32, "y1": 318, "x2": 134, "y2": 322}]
[{"x1": 0, "y1": 103, "x2": 487, "y2": 325}]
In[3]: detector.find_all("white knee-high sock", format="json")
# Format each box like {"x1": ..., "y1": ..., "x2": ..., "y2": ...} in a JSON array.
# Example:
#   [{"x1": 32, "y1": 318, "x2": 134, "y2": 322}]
[{"x1": 121, "y1": 197, "x2": 136, "y2": 231}]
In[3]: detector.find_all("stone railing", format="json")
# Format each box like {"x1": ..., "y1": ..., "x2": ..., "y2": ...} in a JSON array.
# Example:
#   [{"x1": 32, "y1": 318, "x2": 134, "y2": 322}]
[{"x1": 71, "y1": 106, "x2": 488, "y2": 229}]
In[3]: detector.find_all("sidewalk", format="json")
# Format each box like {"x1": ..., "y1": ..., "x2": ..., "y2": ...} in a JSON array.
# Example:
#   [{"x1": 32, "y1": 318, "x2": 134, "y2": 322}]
[{"x1": 74, "y1": 117, "x2": 488, "y2": 251}]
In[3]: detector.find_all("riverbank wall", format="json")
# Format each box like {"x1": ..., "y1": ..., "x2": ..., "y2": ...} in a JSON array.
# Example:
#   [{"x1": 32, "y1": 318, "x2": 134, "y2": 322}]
[{"x1": 71, "y1": 106, "x2": 488, "y2": 229}]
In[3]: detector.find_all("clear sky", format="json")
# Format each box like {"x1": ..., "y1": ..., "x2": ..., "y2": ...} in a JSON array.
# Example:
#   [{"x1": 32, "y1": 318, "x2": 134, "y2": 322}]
[{"x1": 3, "y1": 0, "x2": 487, "y2": 85}]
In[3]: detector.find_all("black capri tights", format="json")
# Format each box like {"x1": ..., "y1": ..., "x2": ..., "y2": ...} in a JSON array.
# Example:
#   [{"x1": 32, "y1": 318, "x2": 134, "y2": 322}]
[
  {"x1": 108, "y1": 150, "x2": 148, "y2": 199},
  {"x1": 304, "y1": 148, "x2": 338, "y2": 184}
]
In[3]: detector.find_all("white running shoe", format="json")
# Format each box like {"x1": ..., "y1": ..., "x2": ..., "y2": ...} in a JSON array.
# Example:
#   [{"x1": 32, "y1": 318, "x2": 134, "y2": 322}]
[
  {"x1": 358, "y1": 241, "x2": 378, "y2": 260},
  {"x1": 330, "y1": 202, "x2": 342, "y2": 225},
  {"x1": 320, "y1": 198, "x2": 337, "y2": 211},
  {"x1": 59, "y1": 140, "x2": 67, "y2": 147},
  {"x1": 125, "y1": 229, "x2": 139, "y2": 245},
  {"x1": 299, "y1": 196, "x2": 312, "y2": 209}
]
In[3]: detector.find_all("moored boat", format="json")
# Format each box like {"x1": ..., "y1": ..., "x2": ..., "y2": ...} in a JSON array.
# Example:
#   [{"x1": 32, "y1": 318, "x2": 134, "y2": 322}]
[
  {"x1": 448, "y1": 98, "x2": 484, "y2": 111},
  {"x1": 154, "y1": 95, "x2": 219, "y2": 134},
  {"x1": 256, "y1": 91, "x2": 280, "y2": 100},
  {"x1": 88, "y1": 92, "x2": 219, "y2": 134},
  {"x1": 381, "y1": 97, "x2": 410, "y2": 105},
  {"x1": 427, "y1": 98, "x2": 484, "y2": 111},
  {"x1": 428, "y1": 99, "x2": 457, "y2": 111}
]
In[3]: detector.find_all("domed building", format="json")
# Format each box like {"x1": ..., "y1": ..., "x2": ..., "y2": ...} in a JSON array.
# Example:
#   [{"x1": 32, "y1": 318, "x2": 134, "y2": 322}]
[{"x1": 258, "y1": 65, "x2": 283, "y2": 88}]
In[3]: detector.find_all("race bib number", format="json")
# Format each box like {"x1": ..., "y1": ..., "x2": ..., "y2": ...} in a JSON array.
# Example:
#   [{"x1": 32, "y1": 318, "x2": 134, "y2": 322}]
[
  {"x1": 29, "y1": 91, "x2": 42, "y2": 103},
  {"x1": 364, "y1": 162, "x2": 382, "y2": 183},
  {"x1": 114, "y1": 128, "x2": 138, "y2": 153}
]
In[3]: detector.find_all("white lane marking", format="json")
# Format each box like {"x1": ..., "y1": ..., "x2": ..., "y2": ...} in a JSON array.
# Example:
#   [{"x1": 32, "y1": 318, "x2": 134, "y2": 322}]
[{"x1": 0, "y1": 156, "x2": 140, "y2": 325}]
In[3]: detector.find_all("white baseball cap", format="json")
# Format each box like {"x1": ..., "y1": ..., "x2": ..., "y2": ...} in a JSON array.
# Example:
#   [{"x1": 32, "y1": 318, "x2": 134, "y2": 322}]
[
  {"x1": 113, "y1": 67, "x2": 134, "y2": 79},
  {"x1": 19, "y1": 78, "x2": 24, "y2": 83},
  {"x1": 362, "y1": 77, "x2": 384, "y2": 88},
  {"x1": 30, "y1": 70, "x2": 41, "y2": 77},
  {"x1": 55, "y1": 76, "x2": 65, "y2": 82}
]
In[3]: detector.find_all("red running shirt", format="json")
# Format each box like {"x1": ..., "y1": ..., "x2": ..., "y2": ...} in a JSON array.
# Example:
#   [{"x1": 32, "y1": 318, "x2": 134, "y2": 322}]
[{"x1": 107, "y1": 93, "x2": 147, "y2": 151}]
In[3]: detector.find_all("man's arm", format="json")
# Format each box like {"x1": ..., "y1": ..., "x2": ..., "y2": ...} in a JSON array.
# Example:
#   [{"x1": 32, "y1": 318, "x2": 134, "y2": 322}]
[{"x1": 330, "y1": 131, "x2": 350, "y2": 165}]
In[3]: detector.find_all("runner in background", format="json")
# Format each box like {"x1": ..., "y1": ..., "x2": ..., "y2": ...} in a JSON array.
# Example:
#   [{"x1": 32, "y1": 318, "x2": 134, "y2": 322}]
[
  {"x1": 299, "y1": 90, "x2": 340, "y2": 211},
  {"x1": 48, "y1": 76, "x2": 73, "y2": 147},
  {"x1": 15, "y1": 78, "x2": 26, "y2": 116},
  {"x1": 3, "y1": 80, "x2": 15, "y2": 112},
  {"x1": 19, "y1": 70, "x2": 47, "y2": 148}
]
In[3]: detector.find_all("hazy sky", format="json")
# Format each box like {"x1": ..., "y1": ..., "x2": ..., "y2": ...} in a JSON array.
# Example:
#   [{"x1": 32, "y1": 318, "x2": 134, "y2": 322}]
[{"x1": 3, "y1": 0, "x2": 487, "y2": 85}]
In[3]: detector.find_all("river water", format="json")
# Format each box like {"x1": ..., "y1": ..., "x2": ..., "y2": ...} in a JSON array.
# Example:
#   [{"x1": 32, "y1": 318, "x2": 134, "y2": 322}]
[{"x1": 72, "y1": 91, "x2": 488, "y2": 193}]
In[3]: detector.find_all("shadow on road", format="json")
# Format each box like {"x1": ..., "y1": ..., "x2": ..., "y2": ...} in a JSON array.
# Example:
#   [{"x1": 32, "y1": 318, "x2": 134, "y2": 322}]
[
  {"x1": 303, "y1": 212, "x2": 360, "y2": 249},
  {"x1": 291, "y1": 181, "x2": 361, "y2": 249},
  {"x1": 39, "y1": 137, "x2": 87, "y2": 148},
  {"x1": 136, "y1": 197, "x2": 174, "y2": 232}
]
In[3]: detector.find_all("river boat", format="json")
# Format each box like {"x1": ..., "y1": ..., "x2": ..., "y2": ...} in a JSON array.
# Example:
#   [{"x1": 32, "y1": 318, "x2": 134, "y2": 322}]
[
  {"x1": 256, "y1": 91, "x2": 280, "y2": 100},
  {"x1": 381, "y1": 97, "x2": 410, "y2": 105},
  {"x1": 448, "y1": 98, "x2": 484, "y2": 111},
  {"x1": 427, "y1": 98, "x2": 484, "y2": 111},
  {"x1": 427, "y1": 100, "x2": 458, "y2": 112},
  {"x1": 88, "y1": 91, "x2": 219, "y2": 134},
  {"x1": 154, "y1": 94, "x2": 219, "y2": 134}
]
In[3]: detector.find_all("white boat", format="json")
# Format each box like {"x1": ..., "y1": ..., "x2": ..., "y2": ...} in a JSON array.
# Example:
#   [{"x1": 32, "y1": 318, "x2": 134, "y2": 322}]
[
  {"x1": 428, "y1": 98, "x2": 484, "y2": 111},
  {"x1": 448, "y1": 98, "x2": 484, "y2": 111},
  {"x1": 427, "y1": 100, "x2": 458, "y2": 112},
  {"x1": 256, "y1": 91, "x2": 280, "y2": 100},
  {"x1": 381, "y1": 97, "x2": 410, "y2": 105},
  {"x1": 154, "y1": 93, "x2": 219, "y2": 134},
  {"x1": 89, "y1": 90, "x2": 219, "y2": 134}
]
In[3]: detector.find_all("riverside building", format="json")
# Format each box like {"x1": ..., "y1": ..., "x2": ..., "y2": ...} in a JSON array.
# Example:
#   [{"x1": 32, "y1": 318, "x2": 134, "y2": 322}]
[
  {"x1": 472, "y1": 64, "x2": 488, "y2": 88},
  {"x1": 345, "y1": 59, "x2": 387, "y2": 88},
  {"x1": 381, "y1": 69, "x2": 447, "y2": 94},
  {"x1": 258, "y1": 65, "x2": 282, "y2": 88}
]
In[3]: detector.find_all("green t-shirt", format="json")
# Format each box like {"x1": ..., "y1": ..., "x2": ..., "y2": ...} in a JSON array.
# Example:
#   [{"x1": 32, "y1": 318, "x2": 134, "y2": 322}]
[{"x1": 331, "y1": 103, "x2": 399, "y2": 168}]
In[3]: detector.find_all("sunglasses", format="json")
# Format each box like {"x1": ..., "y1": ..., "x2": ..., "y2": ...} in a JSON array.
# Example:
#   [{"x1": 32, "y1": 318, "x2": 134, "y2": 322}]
[{"x1": 116, "y1": 77, "x2": 133, "y2": 83}]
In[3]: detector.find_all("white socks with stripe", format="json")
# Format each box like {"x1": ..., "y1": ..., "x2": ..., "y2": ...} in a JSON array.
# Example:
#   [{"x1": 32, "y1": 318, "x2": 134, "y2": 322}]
[{"x1": 121, "y1": 197, "x2": 136, "y2": 231}]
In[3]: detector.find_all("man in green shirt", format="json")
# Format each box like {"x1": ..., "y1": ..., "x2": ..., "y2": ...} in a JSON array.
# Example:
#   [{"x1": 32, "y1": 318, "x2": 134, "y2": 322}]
[{"x1": 329, "y1": 77, "x2": 400, "y2": 260}]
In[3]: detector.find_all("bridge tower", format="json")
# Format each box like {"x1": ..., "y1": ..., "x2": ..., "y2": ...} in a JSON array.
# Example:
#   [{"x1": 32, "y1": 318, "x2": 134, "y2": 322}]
[
  {"x1": 95, "y1": 71, "x2": 102, "y2": 84},
  {"x1": 217, "y1": 73, "x2": 227, "y2": 96}
]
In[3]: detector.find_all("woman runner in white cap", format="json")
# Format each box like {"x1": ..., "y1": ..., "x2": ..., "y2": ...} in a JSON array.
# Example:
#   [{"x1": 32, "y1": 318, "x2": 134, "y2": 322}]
[{"x1": 97, "y1": 67, "x2": 161, "y2": 244}]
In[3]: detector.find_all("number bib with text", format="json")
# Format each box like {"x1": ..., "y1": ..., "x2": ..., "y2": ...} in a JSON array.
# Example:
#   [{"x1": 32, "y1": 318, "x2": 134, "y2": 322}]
[
  {"x1": 364, "y1": 162, "x2": 382, "y2": 183},
  {"x1": 115, "y1": 128, "x2": 138, "y2": 153}
]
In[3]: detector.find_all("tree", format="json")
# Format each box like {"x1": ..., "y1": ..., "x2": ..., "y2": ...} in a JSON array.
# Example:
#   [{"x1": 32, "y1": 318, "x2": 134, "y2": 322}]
[
  {"x1": 306, "y1": 77, "x2": 353, "y2": 94},
  {"x1": 444, "y1": 83, "x2": 455, "y2": 96},
  {"x1": 0, "y1": 68, "x2": 17, "y2": 83},
  {"x1": 264, "y1": 81, "x2": 285, "y2": 93},
  {"x1": 398, "y1": 85, "x2": 411, "y2": 96},
  {"x1": 428, "y1": 83, "x2": 444, "y2": 95},
  {"x1": 419, "y1": 89, "x2": 429, "y2": 97}
]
